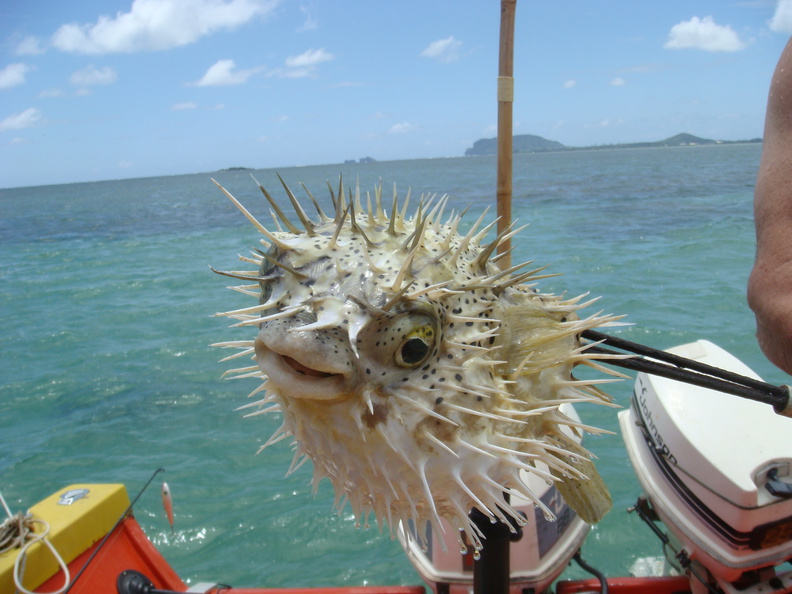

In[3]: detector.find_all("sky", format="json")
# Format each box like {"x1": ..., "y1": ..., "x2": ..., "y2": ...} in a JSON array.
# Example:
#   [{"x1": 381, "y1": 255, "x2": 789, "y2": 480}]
[{"x1": 2, "y1": 0, "x2": 792, "y2": 189}]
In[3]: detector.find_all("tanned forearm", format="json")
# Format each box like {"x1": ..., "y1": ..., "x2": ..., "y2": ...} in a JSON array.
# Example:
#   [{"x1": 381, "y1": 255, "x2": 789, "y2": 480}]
[{"x1": 748, "y1": 37, "x2": 792, "y2": 374}]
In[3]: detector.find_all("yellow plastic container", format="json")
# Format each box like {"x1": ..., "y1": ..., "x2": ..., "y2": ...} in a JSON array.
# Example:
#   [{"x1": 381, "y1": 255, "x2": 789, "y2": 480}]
[{"x1": 0, "y1": 484, "x2": 129, "y2": 593}]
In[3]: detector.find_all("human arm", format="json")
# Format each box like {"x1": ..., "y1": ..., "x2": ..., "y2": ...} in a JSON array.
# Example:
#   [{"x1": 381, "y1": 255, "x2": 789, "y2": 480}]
[{"x1": 748, "y1": 37, "x2": 792, "y2": 374}]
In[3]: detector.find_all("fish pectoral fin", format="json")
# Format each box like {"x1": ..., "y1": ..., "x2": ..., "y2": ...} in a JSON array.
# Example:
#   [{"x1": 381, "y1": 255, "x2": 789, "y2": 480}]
[{"x1": 551, "y1": 454, "x2": 612, "y2": 525}]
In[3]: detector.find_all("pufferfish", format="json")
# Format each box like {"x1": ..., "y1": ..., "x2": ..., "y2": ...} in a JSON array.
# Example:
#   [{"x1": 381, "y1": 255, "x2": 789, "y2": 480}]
[{"x1": 212, "y1": 175, "x2": 621, "y2": 552}]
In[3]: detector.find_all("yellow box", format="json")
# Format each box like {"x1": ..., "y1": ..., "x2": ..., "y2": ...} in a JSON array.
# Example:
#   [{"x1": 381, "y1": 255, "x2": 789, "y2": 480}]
[{"x1": 0, "y1": 484, "x2": 130, "y2": 593}]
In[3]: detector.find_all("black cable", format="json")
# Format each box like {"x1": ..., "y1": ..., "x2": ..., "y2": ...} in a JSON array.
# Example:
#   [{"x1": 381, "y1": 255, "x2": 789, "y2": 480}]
[
  {"x1": 572, "y1": 551, "x2": 608, "y2": 594},
  {"x1": 64, "y1": 468, "x2": 166, "y2": 594},
  {"x1": 629, "y1": 499, "x2": 723, "y2": 594}
]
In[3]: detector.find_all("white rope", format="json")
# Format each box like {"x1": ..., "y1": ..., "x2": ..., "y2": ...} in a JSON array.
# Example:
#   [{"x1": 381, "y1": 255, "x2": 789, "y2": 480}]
[{"x1": 0, "y1": 491, "x2": 71, "y2": 594}]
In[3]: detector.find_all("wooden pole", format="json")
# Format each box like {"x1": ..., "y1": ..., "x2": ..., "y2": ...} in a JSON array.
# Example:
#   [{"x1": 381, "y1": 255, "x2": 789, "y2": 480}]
[
  {"x1": 496, "y1": 0, "x2": 516, "y2": 269},
  {"x1": 469, "y1": 5, "x2": 519, "y2": 594}
]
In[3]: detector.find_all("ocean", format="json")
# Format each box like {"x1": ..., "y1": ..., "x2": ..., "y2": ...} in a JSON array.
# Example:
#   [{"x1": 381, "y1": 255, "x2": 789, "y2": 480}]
[{"x1": 0, "y1": 143, "x2": 782, "y2": 589}]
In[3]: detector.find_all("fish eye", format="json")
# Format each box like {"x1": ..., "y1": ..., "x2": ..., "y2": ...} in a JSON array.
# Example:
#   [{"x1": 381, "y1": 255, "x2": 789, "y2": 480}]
[{"x1": 395, "y1": 324, "x2": 435, "y2": 368}]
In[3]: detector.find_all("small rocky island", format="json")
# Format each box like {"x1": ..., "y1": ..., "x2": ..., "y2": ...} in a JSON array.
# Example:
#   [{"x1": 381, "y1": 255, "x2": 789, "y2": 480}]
[
  {"x1": 464, "y1": 132, "x2": 762, "y2": 156},
  {"x1": 344, "y1": 156, "x2": 377, "y2": 164}
]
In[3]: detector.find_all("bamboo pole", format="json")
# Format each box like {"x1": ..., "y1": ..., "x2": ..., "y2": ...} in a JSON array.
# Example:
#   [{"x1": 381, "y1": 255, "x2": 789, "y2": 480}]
[
  {"x1": 496, "y1": 0, "x2": 516, "y2": 269},
  {"x1": 469, "y1": 5, "x2": 519, "y2": 594}
]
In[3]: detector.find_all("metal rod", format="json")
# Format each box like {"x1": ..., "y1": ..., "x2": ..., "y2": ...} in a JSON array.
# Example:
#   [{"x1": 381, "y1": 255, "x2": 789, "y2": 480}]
[
  {"x1": 471, "y1": 508, "x2": 511, "y2": 594},
  {"x1": 583, "y1": 330, "x2": 782, "y2": 395},
  {"x1": 581, "y1": 330, "x2": 790, "y2": 414}
]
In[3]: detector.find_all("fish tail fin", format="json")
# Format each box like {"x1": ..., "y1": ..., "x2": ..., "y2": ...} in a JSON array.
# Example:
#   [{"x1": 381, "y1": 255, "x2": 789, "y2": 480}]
[{"x1": 552, "y1": 454, "x2": 612, "y2": 525}]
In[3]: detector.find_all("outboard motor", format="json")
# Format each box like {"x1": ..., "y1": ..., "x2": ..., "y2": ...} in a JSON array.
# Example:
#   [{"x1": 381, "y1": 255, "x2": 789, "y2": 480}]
[
  {"x1": 399, "y1": 404, "x2": 591, "y2": 594},
  {"x1": 620, "y1": 340, "x2": 792, "y2": 594}
]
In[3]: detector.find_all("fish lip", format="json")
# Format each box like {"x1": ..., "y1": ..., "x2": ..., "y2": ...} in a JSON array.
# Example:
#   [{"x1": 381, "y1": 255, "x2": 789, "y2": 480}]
[
  {"x1": 280, "y1": 354, "x2": 336, "y2": 378},
  {"x1": 254, "y1": 337, "x2": 350, "y2": 400}
]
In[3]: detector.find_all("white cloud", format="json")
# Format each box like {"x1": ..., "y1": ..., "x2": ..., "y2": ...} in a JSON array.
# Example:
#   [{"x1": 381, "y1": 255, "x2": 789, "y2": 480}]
[
  {"x1": 297, "y1": 5, "x2": 317, "y2": 31},
  {"x1": 51, "y1": 0, "x2": 278, "y2": 54},
  {"x1": 421, "y1": 36, "x2": 462, "y2": 63},
  {"x1": 285, "y1": 48, "x2": 333, "y2": 68},
  {"x1": 172, "y1": 101, "x2": 198, "y2": 110},
  {"x1": 0, "y1": 107, "x2": 44, "y2": 132},
  {"x1": 770, "y1": 0, "x2": 792, "y2": 33},
  {"x1": 193, "y1": 59, "x2": 261, "y2": 85},
  {"x1": 276, "y1": 48, "x2": 334, "y2": 78},
  {"x1": 70, "y1": 65, "x2": 118, "y2": 86},
  {"x1": 39, "y1": 88, "x2": 65, "y2": 98},
  {"x1": 610, "y1": 77, "x2": 626, "y2": 86},
  {"x1": 15, "y1": 36, "x2": 46, "y2": 56},
  {"x1": 389, "y1": 122, "x2": 414, "y2": 134},
  {"x1": 0, "y1": 64, "x2": 31, "y2": 89},
  {"x1": 563, "y1": 79, "x2": 576, "y2": 89},
  {"x1": 664, "y1": 16, "x2": 746, "y2": 52}
]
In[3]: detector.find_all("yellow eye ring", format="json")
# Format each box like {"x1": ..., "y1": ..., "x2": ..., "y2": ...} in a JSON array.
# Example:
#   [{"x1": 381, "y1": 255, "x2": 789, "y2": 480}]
[{"x1": 395, "y1": 325, "x2": 435, "y2": 368}]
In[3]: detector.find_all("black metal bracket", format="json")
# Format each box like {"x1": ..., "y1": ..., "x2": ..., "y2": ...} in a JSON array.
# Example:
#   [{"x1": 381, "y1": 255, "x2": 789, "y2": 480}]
[{"x1": 469, "y1": 504, "x2": 525, "y2": 594}]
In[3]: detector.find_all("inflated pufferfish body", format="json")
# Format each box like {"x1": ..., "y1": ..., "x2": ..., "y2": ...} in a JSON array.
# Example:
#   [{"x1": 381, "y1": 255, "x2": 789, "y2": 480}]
[{"x1": 214, "y1": 176, "x2": 620, "y2": 552}]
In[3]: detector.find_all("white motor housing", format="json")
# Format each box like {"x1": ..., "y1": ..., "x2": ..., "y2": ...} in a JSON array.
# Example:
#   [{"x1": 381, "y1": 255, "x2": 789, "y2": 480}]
[
  {"x1": 620, "y1": 340, "x2": 792, "y2": 591},
  {"x1": 399, "y1": 404, "x2": 590, "y2": 594}
]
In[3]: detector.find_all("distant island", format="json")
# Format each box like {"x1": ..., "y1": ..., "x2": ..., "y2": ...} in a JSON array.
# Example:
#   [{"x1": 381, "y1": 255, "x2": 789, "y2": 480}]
[
  {"x1": 464, "y1": 132, "x2": 762, "y2": 156},
  {"x1": 344, "y1": 156, "x2": 377, "y2": 164},
  {"x1": 217, "y1": 166, "x2": 253, "y2": 171}
]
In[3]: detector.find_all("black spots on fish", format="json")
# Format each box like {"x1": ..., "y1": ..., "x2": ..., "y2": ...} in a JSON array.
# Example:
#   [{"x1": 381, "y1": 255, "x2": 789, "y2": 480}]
[{"x1": 455, "y1": 373, "x2": 463, "y2": 382}]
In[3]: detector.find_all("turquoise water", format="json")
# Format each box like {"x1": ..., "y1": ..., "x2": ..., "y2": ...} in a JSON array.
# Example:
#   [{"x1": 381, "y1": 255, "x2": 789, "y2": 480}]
[{"x1": 0, "y1": 144, "x2": 781, "y2": 588}]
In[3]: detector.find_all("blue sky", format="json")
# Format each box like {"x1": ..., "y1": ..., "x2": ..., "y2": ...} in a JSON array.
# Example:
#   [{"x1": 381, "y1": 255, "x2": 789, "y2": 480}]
[{"x1": 2, "y1": 0, "x2": 792, "y2": 188}]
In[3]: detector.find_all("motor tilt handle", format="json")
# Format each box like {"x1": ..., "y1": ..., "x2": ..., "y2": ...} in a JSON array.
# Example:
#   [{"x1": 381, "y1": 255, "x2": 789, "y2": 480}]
[{"x1": 580, "y1": 330, "x2": 792, "y2": 418}]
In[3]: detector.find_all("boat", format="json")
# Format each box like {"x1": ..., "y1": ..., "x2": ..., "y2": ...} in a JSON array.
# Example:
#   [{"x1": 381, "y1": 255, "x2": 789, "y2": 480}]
[{"x1": 3, "y1": 339, "x2": 789, "y2": 594}]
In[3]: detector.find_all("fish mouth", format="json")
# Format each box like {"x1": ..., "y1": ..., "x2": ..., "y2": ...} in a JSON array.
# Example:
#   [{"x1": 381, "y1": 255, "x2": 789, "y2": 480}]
[
  {"x1": 281, "y1": 355, "x2": 335, "y2": 378},
  {"x1": 254, "y1": 337, "x2": 349, "y2": 400}
]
